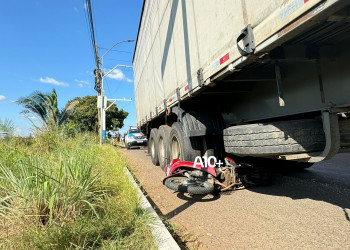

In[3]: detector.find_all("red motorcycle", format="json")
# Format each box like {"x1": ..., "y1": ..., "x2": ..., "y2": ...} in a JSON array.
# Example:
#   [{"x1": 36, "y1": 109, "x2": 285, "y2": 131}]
[{"x1": 163, "y1": 157, "x2": 263, "y2": 195}]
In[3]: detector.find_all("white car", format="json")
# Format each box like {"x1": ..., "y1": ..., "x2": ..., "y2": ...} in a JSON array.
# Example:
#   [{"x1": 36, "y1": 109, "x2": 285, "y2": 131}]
[{"x1": 124, "y1": 128, "x2": 147, "y2": 149}]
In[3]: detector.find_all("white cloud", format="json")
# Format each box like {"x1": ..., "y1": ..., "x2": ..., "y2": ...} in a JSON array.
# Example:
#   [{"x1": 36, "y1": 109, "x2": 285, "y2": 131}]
[
  {"x1": 75, "y1": 79, "x2": 91, "y2": 88},
  {"x1": 75, "y1": 79, "x2": 90, "y2": 85},
  {"x1": 73, "y1": 7, "x2": 79, "y2": 13},
  {"x1": 40, "y1": 77, "x2": 69, "y2": 87},
  {"x1": 105, "y1": 68, "x2": 132, "y2": 82},
  {"x1": 0, "y1": 95, "x2": 6, "y2": 102}
]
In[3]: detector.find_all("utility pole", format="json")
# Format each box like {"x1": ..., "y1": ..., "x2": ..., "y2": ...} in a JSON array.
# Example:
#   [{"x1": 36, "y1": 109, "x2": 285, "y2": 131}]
[
  {"x1": 85, "y1": 0, "x2": 103, "y2": 143},
  {"x1": 85, "y1": 1, "x2": 134, "y2": 145}
]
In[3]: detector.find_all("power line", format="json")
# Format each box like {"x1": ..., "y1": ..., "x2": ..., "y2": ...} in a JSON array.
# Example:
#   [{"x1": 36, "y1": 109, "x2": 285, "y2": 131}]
[
  {"x1": 105, "y1": 78, "x2": 112, "y2": 98},
  {"x1": 85, "y1": 0, "x2": 102, "y2": 93},
  {"x1": 83, "y1": 2, "x2": 95, "y2": 68},
  {"x1": 85, "y1": 0, "x2": 99, "y2": 69}
]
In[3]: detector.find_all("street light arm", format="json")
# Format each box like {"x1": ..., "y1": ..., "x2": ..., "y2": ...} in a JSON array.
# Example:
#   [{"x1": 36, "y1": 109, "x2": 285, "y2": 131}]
[
  {"x1": 100, "y1": 40, "x2": 135, "y2": 60},
  {"x1": 105, "y1": 98, "x2": 132, "y2": 112},
  {"x1": 103, "y1": 65, "x2": 133, "y2": 79}
]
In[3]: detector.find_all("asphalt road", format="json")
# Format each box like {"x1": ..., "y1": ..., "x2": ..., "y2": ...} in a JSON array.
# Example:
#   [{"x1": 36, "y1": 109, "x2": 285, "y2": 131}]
[{"x1": 120, "y1": 146, "x2": 350, "y2": 250}]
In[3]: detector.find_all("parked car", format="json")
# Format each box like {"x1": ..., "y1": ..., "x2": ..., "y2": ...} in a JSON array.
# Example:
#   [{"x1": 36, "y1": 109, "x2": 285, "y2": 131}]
[{"x1": 124, "y1": 127, "x2": 147, "y2": 149}]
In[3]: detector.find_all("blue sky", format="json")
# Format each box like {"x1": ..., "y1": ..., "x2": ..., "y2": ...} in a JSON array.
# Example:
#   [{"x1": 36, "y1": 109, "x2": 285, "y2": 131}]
[{"x1": 0, "y1": 0, "x2": 143, "y2": 136}]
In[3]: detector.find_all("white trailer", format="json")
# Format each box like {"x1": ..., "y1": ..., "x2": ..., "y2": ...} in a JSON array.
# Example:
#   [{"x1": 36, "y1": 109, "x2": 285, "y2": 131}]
[{"x1": 133, "y1": 0, "x2": 350, "y2": 169}]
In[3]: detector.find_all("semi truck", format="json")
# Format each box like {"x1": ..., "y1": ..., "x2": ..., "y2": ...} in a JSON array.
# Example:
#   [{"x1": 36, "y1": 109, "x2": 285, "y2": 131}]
[{"x1": 133, "y1": 0, "x2": 350, "y2": 170}]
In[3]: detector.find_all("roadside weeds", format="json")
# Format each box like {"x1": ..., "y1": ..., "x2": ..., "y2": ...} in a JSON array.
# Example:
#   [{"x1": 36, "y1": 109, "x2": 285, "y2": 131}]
[
  {"x1": 121, "y1": 146, "x2": 201, "y2": 250},
  {"x1": 0, "y1": 133, "x2": 156, "y2": 249}
]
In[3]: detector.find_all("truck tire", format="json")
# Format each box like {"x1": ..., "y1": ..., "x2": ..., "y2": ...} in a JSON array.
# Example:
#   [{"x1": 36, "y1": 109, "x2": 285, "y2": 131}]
[
  {"x1": 170, "y1": 122, "x2": 201, "y2": 162},
  {"x1": 224, "y1": 118, "x2": 326, "y2": 156},
  {"x1": 149, "y1": 128, "x2": 159, "y2": 166},
  {"x1": 157, "y1": 125, "x2": 172, "y2": 170}
]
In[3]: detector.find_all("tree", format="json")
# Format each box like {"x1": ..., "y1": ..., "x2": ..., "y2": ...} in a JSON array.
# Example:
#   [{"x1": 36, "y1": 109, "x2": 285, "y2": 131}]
[
  {"x1": 67, "y1": 96, "x2": 128, "y2": 132},
  {"x1": 16, "y1": 89, "x2": 77, "y2": 131}
]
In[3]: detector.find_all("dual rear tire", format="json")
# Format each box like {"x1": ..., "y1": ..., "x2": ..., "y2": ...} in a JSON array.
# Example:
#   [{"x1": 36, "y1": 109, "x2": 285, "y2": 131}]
[
  {"x1": 150, "y1": 122, "x2": 205, "y2": 169},
  {"x1": 149, "y1": 128, "x2": 159, "y2": 166},
  {"x1": 157, "y1": 125, "x2": 172, "y2": 170}
]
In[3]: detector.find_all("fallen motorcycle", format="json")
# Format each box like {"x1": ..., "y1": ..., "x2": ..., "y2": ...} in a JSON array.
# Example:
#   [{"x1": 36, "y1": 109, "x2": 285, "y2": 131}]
[{"x1": 163, "y1": 157, "x2": 269, "y2": 195}]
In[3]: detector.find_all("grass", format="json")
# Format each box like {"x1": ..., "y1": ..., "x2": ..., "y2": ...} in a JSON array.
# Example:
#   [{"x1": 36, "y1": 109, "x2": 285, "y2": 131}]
[{"x1": 0, "y1": 132, "x2": 156, "y2": 249}]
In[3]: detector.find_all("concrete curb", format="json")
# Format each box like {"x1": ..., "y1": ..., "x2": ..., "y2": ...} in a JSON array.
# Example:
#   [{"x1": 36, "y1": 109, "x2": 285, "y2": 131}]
[{"x1": 124, "y1": 167, "x2": 181, "y2": 250}]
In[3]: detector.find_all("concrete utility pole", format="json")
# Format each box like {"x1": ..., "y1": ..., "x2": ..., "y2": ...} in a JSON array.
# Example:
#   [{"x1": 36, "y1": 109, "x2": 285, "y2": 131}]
[{"x1": 98, "y1": 40, "x2": 134, "y2": 146}]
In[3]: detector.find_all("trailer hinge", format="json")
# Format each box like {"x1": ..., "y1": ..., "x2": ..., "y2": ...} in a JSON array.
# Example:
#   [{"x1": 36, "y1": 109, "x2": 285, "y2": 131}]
[
  {"x1": 176, "y1": 88, "x2": 181, "y2": 109},
  {"x1": 155, "y1": 107, "x2": 158, "y2": 116},
  {"x1": 236, "y1": 24, "x2": 255, "y2": 57},
  {"x1": 197, "y1": 68, "x2": 204, "y2": 87}
]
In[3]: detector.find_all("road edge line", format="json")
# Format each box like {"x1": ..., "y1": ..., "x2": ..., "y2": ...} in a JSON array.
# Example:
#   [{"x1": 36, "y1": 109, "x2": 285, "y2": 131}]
[{"x1": 124, "y1": 167, "x2": 181, "y2": 250}]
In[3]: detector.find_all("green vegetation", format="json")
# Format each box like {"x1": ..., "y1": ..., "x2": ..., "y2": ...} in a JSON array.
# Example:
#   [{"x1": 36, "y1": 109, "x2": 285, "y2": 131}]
[
  {"x1": 16, "y1": 91, "x2": 128, "y2": 134},
  {"x1": 67, "y1": 96, "x2": 128, "y2": 132},
  {"x1": 16, "y1": 89, "x2": 78, "y2": 132},
  {"x1": 0, "y1": 132, "x2": 155, "y2": 249},
  {"x1": 0, "y1": 118, "x2": 14, "y2": 137}
]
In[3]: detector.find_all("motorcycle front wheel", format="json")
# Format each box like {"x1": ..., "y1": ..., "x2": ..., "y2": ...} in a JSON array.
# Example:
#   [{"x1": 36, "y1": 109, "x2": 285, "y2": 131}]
[{"x1": 164, "y1": 176, "x2": 214, "y2": 195}]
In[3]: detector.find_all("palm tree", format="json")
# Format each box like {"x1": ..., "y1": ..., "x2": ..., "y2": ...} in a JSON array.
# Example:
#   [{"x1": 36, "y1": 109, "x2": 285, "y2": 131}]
[
  {"x1": 16, "y1": 89, "x2": 77, "y2": 131},
  {"x1": 0, "y1": 118, "x2": 14, "y2": 138}
]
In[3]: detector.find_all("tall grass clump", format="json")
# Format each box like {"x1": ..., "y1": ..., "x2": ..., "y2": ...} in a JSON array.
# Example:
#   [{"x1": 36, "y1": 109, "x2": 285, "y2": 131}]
[{"x1": 0, "y1": 132, "x2": 155, "y2": 249}]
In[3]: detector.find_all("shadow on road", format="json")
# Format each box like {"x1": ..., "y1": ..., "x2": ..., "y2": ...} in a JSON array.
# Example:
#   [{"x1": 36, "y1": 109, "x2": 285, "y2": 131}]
[
  {"x1": 247, "y1": 171, "x2": 350, "y2": 222},
  {"x1": 163, "y1": 192, "x2": 221, "y2": 220}
]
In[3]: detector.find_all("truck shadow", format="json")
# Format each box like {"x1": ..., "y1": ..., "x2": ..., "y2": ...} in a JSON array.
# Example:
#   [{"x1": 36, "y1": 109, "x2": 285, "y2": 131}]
[{"x1": 247, "y1": 169, "x2": 350, "y2": 222}]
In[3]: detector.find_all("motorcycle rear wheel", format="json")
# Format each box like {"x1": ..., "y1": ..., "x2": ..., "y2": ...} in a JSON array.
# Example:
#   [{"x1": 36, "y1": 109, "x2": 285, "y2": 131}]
[{"x1": 164, "y1": 176, "x2": 214, "y2": 195}]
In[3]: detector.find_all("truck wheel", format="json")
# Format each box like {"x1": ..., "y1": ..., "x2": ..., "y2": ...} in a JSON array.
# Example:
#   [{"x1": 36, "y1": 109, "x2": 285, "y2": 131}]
[
  {"x1": 224, "y1": 118, "x2": 326, "y2": 156},
  {"x1": 149, "y1": 128, "x2": 159, "y2": 166},
  {"x1": 170, "y1": 122, "x2": 201, "y2": 162},
  {"x1": 157, "y1": 125, "x2": 172, "y2": 170}
]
